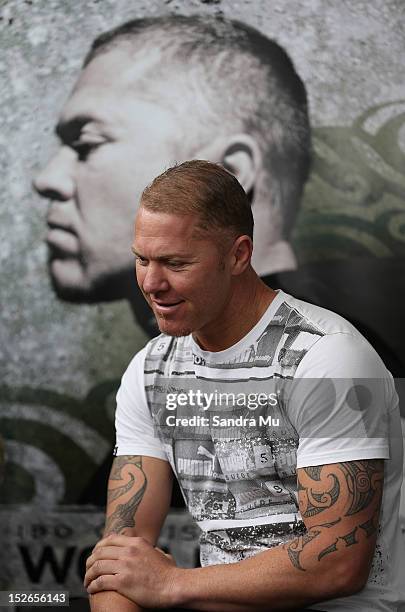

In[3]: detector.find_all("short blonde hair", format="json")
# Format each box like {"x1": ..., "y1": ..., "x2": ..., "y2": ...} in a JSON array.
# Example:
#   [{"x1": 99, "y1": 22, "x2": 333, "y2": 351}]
[{"x1": 141, "y1": 160, "x2": 254, "y2": 240}]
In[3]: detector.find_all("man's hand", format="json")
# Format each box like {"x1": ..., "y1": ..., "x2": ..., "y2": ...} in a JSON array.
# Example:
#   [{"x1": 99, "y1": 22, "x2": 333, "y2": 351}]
[{"x1": 85, "y1": 534, "x2": 182, "y2": 609}]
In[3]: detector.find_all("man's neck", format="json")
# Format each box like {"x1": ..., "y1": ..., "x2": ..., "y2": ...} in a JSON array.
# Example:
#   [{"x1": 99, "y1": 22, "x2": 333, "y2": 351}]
[{"x1": 193, "y1": 270, "x2": 277, "y2": 353}]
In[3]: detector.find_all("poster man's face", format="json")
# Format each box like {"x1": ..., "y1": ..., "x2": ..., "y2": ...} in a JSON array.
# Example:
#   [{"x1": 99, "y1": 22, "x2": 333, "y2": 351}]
[{"x1": 34, "y1": 49, "x2": 182, "y2": 301}]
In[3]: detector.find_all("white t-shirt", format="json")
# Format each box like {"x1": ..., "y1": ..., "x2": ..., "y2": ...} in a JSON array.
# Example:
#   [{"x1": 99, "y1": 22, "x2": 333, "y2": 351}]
[{"x1": 115, "y1": 290, "x2": 405, "y2": 611}]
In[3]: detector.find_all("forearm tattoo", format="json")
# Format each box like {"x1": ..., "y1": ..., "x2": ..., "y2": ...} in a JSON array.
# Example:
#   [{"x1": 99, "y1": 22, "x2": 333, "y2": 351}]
[
  {"x1": 104, "y1": 455, "x2": 147, "y2": 535},
  {"x1": 284, "y1": 460, "x2": 383, "y2": 571}
]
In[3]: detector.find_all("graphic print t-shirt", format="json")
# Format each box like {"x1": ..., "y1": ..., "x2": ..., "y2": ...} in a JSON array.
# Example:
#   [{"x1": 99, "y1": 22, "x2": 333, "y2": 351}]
[{"x1": 115, "y1": 290, "x2": 404, "y2": 611}]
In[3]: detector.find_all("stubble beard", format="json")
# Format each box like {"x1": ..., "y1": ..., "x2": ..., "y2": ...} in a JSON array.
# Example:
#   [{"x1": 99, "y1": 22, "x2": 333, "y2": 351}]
[{"x1": 155, "y1": 312, "x2": 193, "y2": 338}]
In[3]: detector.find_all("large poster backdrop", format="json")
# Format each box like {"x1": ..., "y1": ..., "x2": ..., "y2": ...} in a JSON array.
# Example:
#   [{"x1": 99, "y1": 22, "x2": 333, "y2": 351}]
[{"x1": 1, "y1": 0, "x2": 404, "y2": 602}]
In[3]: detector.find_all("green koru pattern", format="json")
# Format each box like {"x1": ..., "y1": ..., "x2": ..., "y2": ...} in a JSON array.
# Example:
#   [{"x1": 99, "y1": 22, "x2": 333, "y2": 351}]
[
  {"x1": 0, "y1": 382, "x2": 118, "y2": 505},
  {"x1": 294, "y1": 100, "x2": 405, "y2": 263}
]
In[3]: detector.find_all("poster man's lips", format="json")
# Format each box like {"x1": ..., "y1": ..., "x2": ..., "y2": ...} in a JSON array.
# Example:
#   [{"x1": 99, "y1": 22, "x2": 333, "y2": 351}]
[
  {"x1": 46, "y1": 227, "x2": 80, "y2": 256},
  {"x1": 47, "y1": 219, "x2": 76, "y2": 233}
]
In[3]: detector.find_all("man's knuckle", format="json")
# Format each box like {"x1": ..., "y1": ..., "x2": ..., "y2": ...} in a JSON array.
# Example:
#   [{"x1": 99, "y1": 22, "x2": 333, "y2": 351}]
[
  {"x1": 116, "y1": 572, "x2": 126, "y2": 588},
  {"x1": 123, "y1": 557, "x2": 132, "y2": 570},
  {"x1": 95, "y1": 576, "x2": 104, "y2": 589},
  {"x1": 135, "y1": 536, "x2": 147, "y2": 548}
]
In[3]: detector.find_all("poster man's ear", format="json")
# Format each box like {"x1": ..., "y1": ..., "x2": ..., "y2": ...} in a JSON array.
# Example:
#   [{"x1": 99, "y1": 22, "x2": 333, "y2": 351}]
[{"x1": 221, "y1": 134, "x2": 262, "y2": 194}]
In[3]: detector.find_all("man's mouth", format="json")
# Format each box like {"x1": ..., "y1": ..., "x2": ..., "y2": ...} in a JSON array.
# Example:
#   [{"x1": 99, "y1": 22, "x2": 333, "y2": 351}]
[
  {"x1": 46, "y1": 224, "x2": 80, "y2": 257},
  {"x1": 151, "y1": 299, "x2": 185, "y2": 315}
]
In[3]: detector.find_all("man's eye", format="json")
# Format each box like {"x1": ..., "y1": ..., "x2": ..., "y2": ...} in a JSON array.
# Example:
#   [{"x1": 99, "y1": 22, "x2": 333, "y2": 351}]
[
  {"x1": 71, "y1": 141, "x2": 102, "y2": 161},
  {"x1": 136, "y1": 257, "x2": 148, "y2": 267},
  {"x1": 167, "y1": 261, "x2": 187, "y2": 269}
]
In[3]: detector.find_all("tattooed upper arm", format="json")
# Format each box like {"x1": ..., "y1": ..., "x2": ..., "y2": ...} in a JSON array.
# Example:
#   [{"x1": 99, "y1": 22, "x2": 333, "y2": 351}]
[
  {"x1": 105, "y1": 455, "x2": 147, "y2": 536},
  {"x1": 284, "y1": 459, "x2": 384, "y2": 578},
  {"x1": 298, "y1": 460, "x2": 383, "y2": 526}
]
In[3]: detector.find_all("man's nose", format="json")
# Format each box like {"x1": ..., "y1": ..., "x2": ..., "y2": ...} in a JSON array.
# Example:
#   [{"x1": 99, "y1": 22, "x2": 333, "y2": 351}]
[
  {"x1": 33, "y1": 148, "x2": 76, "y2": 201},
  {"x1": 141, "y1": 263, "x2": 169, "y2": 294}
]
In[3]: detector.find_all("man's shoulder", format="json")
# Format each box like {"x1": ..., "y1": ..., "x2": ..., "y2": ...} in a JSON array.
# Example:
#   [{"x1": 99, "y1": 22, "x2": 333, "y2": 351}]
[
  {"x1": 121, "y1": 335, "x2": 176, "y2": 377},
  {"x1": 142, "y1": 333, "x2": 193, "y2": 369},
  {"x1": 277, "y1": 290, "x2": 362, "y2": 338},
  {"x1": 122, "y1": 333, "x2": 192, "y2": 385},
  {"x1": 258, "y1": 290, "x2": 368, "y2": 374},
  {"x1": 278, "y1": 292, "x2": 391, "y2": 379}
]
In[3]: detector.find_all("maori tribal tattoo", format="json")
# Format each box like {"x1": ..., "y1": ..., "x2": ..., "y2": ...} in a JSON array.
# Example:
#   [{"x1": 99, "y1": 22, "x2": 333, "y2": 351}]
[
  {"x1": 286, "y1": 528, "x2": 321, "y2": 571},
  {"x1": 340, "y1": 460, "x2": 382, "y2": 516},
  {"x1": 104, "y1": 455, "x2": 147, "y2": 535},
  {"x1": 299, "y1": 460, "x2": 383, "y2": 521},
  {"x1": 301, "y1": 472, "x2": 340, "y2": 519},
  {"x1": 284, "y1": 459, "x2": 383, "y2": 571}
]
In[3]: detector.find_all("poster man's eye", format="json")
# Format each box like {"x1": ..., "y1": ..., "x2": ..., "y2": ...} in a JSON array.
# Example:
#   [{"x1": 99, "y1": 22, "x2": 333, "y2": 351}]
[{"x1": 72, "y1": 142, "x2": 101, "y2": 161}]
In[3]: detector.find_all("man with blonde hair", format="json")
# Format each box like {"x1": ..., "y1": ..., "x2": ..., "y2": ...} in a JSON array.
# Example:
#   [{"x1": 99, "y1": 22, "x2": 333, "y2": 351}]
[{"x1": 84, "y1": 160, "x2": 404, "y2": 612}]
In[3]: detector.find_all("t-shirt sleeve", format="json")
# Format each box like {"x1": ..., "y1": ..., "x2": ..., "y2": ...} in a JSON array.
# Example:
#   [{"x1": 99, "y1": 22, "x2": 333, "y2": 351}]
[
  {"x1": 288, "y1": 332, "x2": 394, "y2": 468},
  {"x1": 115, "y1": 345, "x2": 167, "y2": 461}
]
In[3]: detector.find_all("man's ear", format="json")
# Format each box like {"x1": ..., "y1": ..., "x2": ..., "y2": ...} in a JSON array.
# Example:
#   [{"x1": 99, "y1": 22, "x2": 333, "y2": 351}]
[
  {"x1": 221, "y1": 134, "x2": 262, "y2": 194},
  {"x1": 230, "y1": 235, "x2": 253, "y2": 276}
]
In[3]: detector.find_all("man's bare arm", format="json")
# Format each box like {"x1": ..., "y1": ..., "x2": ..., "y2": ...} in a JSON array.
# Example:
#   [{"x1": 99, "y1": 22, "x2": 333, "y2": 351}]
[
  {"x1": 105, "y1": 455, "x2": 147, "y2": 535},
  {"x1": 171, "y1": 458, "x2": 383, "y2": 611},
  {"x1": 85, "y1": 458, "x2": 383, "y2": 610},
  {"x1": 284, "y1": 460, "x2": 381, "y2": 576},
  {"x1": 89, "y1": 454, "x2": 172, "y2": 612}
]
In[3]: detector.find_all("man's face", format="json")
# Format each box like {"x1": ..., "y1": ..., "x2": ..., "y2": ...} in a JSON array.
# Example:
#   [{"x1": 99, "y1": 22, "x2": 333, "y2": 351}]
[
  {"x1": 134, "y1": 207, "x2": 234, "y2": 342},
  {"x1": 33, "y1": 49, "x2": 182, "y2": 301}
]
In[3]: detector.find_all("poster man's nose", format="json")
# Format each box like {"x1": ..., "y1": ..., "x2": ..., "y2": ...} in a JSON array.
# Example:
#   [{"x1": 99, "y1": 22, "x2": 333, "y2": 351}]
[{"x1": 33, "y1": 149, "x2": 76, "y2": 201}]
